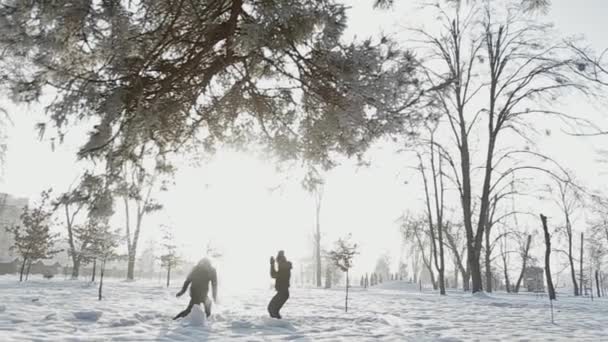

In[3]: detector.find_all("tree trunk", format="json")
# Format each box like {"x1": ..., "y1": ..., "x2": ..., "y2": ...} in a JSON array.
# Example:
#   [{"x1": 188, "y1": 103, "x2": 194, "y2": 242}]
[
  {"x1": 453, "y1": 263, "x2": 459, "y2": 289},
  {"x1": 485, "y1": 228, "x2": 492, "y2": 293},
  {"x1": 19, "y1": 258, "x2": 27, "y2": 282},
  {"x1": 127, "y1": 253, "x2": 136, "y2": 281},
  {"x1": 72, "y1": 257, "x2": 81, "y2": 279},
  {"x1": 429, "y1": 267, "x2": 437, "y2": 289},
  {"x1": 540, "y1": 214, "x2": 556, "y2": 300},
  {"x1": 91, "y1": 259, "x2": 96, "y2": 282},
  {"x1": 462, "y1": 272, "x2": 470, "y2": 292},
  {"x1": 596, "y1": 270, "x2": 601, "y2": 298},
  {"x1": 325, "y1": 267, "x2": 331, "y2": 289},
  {"x1": 469, "y1": 252, "x2": 483, "y2": 293},
  {"x1": 166, "y1": 264, "x2": 171, "y2": 288},
  {"x1": 601, "y1": 272, "x2": 606, "y2": 297},
  {"x1": 501, "y1": 248, "x2": 511, "y2": 293},
  {"x1": 315, "y1": 192, "x2": 322, "y2": 288},
  {"x1": 25, "y1": 260, "x2": 32, "y2": 281},
  {"x1": 345, "y1": 271, "x2": 349, "y2": 313},
  {"x1": 514, "y1": 235, "x2": 532, "y2": 293},
  {"x1": 426, "y1": 243, "x2": 437, "y2": 290},
  {"x1": 419, "y1": 148, "x2": 446, "y2": 295},
  {"x1": 99, "y1": 259, "x2": 105, "y2": 301},
  {"x1": 458, "y1": 120, "x2": 481, "y2": 293},
  {"x1": 579, "y1": 232, "x2": 584, "y2": 296},
  {"x1": 65, "y1": 202, "x2": 87, "y2": 281}
]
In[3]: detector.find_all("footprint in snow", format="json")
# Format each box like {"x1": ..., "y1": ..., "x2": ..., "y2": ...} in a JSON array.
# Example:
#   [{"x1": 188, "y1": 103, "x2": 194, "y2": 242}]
[{"x1": 73, "y1": 310, "x2": 103, "y2": 321}]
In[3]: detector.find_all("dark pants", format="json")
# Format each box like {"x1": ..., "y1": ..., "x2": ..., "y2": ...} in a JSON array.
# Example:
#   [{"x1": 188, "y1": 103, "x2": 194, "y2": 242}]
[
  {"x1": 173, "y1": 296, "x2": 212, "y2": 320},
  {"x1": 267, "y1": 290, "x2": 289, "y2": 318}
]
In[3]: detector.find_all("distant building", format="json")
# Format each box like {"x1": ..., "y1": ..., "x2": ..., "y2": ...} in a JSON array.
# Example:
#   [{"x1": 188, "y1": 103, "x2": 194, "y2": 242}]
[
  {"x1": 0, "y1": 193, "x2": 28, "y2": 261},
  {"x1": 524, "y1": 266, "x2": 545, "y2": 292}
]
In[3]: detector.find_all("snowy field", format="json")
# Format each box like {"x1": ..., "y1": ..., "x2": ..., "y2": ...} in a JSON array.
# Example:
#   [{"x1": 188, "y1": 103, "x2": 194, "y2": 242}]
[{"x1": 1, "y1": 276, "x2": 608, "y2": 341}]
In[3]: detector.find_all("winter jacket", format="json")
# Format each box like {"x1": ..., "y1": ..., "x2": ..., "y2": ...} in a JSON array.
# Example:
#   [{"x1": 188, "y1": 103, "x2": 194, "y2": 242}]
[
  {"x1": 180, "y1": 263, "x2": 218, "y2": 303},
  {"x1": 270, "y1": 260, "x2": 292, "y2": 292}
]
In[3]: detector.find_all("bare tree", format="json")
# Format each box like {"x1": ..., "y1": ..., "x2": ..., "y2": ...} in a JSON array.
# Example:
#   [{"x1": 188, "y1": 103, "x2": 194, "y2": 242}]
[
  {"x1": 115, "y1": 145, "x2": 170, "y2": 281},
  {"x1": 553, "y1": 180, "x2": 583, "y2": 295},
  {"x1": 417, "y1": 128, "x2": 447, "y2": 294},
  {"x1": 513, "y1": 234, "x2": 533, "y2": 293},
  {"x1": 401, "y1": 215, "x2": 436, "y2": 289},
  {"x1": 444, "y1": 222, "x2": 470, "y2": 291},
  {"x1": 414, "y1": 0, "x2": 592, "y2": 293},
  {"x1": 540, "y1": 214, "x2": 556, "y2": 300}
]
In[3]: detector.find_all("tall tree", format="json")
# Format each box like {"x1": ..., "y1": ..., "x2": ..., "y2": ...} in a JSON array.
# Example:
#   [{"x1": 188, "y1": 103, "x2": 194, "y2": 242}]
[
  {"x1": 400, "y1": 215, "x2": 436, "y2": 289},
  {"x1": 412, "y1": 0, "x2": 591, "y2": 292},
  {"x1": 115, "y1": 145, "x2": 169, "y2": 280},
  {"x1": 54, "y1": 172, "x2": 106, "y2": 279},
  {"x1": 0, "y1": 0, "x2": 423, "y2": 176},
  {"x1": 513, "y1": 234, "x2": 533, "y2": 293},
  {"x1": 416, "y1": 128, "x2": 447, "y2": 295},
  {"x1": 553, "y1": 180, "x2": 582, "y2": 296}
]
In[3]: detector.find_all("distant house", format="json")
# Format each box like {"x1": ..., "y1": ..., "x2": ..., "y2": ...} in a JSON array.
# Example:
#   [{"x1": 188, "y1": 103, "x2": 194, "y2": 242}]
[
  {"x1": 0, "y1": 193, "x2": 28, "y2": 259},
  {"x1": 0, "y1": 259, "x2": 63, "y2": 276},
  {"x1": 524, "y1": 266, "x2": 544, "y2": 292},
  {"x1": 29, "y1": 260, "x2": 63, "y2": 275},
  {"x1": 0, "y1": 258, "x2": 20, "y2": 275}
]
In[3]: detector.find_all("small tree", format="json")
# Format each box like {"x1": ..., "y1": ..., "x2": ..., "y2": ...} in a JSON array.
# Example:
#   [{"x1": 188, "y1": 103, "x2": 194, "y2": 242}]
[
  {"x1": 6, "y1": 189, "x2": 61, "y2": 281},
  {"x1": 72, "y1": 221, "x2": 100, "y2": 282},
  {"x1": 327, "y1": 235, "x2": 359, "y2": 313},
  {"x1": 159, "y1": 225, "x2": 180, "y2": 288},
  {"x1": 88, "y1": 221, "x2": 120, "y2": 300}
]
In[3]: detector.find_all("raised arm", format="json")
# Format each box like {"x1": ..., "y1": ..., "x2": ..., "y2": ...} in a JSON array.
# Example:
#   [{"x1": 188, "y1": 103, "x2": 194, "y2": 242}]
[
  {"x1": 211, "y1": 269, "x2": 218, "y2": 302},
  {"x1": 270, "y1": 257, "x2": 277, "y2": 279}
]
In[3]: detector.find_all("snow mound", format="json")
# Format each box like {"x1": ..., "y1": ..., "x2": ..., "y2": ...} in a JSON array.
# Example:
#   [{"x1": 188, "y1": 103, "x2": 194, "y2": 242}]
[
  {"x1": 261, "y1": 317, "x2": 296, "y2": 330},
  {"x1": 73, "y1": 310, "x2": 103, "y2": 321},
  {"x1": 373, "y1": 281, "x2": 418, "y2": 291},
  {"x1": 110, "y1": 318, "x2": 139, "y2": 327},
  {"x1": 188, "y1": 304, "x2": 207, "y2": 326},
  {"x1": 471, "y1": 291, "x2": 492, "y2": 299}
]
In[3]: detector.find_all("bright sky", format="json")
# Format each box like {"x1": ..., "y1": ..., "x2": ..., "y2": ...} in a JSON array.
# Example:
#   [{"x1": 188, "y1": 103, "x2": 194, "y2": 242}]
[{"x1": 1, "y1": 0, "x2": 607, "y2": 288}]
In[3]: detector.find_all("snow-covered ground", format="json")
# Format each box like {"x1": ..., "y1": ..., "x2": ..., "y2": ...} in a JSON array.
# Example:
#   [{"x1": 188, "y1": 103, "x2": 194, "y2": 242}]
[{"x1": 1, "y1": 275, "x2": 608, "y2": 341}]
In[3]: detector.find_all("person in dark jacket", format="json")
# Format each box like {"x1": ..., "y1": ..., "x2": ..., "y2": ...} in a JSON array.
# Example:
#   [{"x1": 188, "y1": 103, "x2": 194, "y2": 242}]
[
  {"x1": 173, "y1": 258, "x2": 218, "y2": 320},
  {"x1": 267, "y1": 250, "x2": 292, "y2": 319}
]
